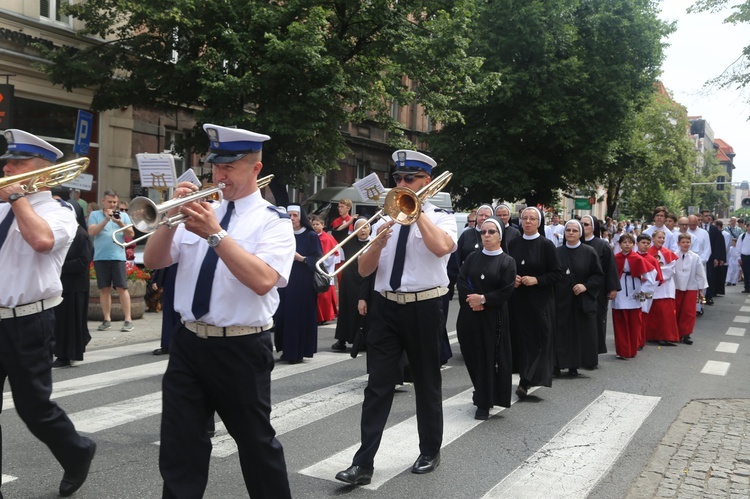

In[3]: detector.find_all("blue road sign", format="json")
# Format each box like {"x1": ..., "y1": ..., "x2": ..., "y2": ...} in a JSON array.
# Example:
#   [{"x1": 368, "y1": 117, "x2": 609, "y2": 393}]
[{"x1": 74, "y1": 110, "x2": 93, "y2": 155}]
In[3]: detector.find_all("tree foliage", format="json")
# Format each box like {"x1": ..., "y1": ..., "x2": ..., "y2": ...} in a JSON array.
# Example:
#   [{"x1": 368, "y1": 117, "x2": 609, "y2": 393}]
[
  {"x1": 689, "y1": 151, "x2": 730, "y2": 214},
  {"x1": 689, "y1": 0, "x2": 750, "y2": 99},
  {"x1": 428, "y1": 0, "x2": 671, "y2": 209},
  {"x1": 601, "y1": 88, "x2": 697, "y2": 220},
  {"x1": 41, "y1": 0, "x2": 498, "y2": 186}
]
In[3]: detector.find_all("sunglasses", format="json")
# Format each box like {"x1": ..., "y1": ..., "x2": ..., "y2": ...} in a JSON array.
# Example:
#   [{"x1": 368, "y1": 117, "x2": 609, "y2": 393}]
[
  {"x1": 581, "y1": 222, "x2": 591, "y2": 227},
  {"x1": 392, "y1": 173, "x2": 428, "y2": 184},
  {"x1": 480, "y1": 229, "x2": 499, "y2": 235},
  {"x1": 468, "y1": 220, "x2": 476, "y2": 223}
]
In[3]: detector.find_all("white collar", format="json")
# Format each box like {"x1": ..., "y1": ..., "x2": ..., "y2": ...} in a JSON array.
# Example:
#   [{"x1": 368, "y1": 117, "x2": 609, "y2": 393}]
[
  {"x1": 584, "y1": 235, "x2": 595, "y2": 242},
  {"x1": 482, "y1": 247, "x2": 503, "y2": 256},
  {"x1": 522, "y1": 232, "x2": 540, "y2": 240},
  {"x1": 566, "y1": 241, "x2": 581, "y2": 248},
  {"x1": 293, "y1": 227, "x2": 307, "y2": 235}
]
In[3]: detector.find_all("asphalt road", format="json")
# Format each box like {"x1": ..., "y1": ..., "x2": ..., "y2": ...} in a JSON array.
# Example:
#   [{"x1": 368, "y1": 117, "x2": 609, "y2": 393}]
[{"x1": 1, "y1": 286, "x2": 748, "y2": 498}]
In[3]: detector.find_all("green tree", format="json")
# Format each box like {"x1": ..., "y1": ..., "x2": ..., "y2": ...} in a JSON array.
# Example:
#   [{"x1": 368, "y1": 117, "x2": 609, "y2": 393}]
[
  {"x1": 41, "y1": 0, "x2": 497, "y2": 187},
  {"x1": 428, "y1": 0, "x2": 671, "y2": 209},
  {"x1": 689, "y1": 151, "x2": 730, "y2": 214},
  {"x1": 600, "y1": 87, "x2": 697, "y2": 220},
  {"x1": 689, "y1": 0, "x2": 750, "y2": 94}
]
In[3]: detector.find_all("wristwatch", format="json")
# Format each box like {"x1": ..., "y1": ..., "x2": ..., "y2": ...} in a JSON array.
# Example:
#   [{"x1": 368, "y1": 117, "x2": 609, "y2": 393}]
[
  {"x1": 480, "y1": 295, "x2": 486, "y2": 305},
  {"x1": 207, "y1": 230, "x2": 228, "y2": 248},
  {"x1": 8, "y1": 193, "x2": 25, "y2": 203}
]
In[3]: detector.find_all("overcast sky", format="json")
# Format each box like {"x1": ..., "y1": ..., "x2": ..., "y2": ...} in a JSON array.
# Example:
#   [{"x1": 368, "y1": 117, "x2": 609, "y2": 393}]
[{"x1": 658, "y1": 0, "x2": 750, "y2": 182}]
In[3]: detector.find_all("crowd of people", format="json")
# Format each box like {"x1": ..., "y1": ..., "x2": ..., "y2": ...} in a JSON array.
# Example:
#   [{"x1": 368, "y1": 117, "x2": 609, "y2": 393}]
[{"x1": 2, "y1": 124, "x2": 741, "y2": 497}]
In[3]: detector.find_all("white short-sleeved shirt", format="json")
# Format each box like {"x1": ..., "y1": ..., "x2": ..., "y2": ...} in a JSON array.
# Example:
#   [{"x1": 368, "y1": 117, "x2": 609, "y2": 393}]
[
  {"x1": 372, "y1": 202, "x2": 457, "y2": 293},
  {"x1": 0, "y1": 192, "x2": 76, "y2": 307},
  {"x1": 169, "y1": 190, "x2": 294, "y2": 326}
]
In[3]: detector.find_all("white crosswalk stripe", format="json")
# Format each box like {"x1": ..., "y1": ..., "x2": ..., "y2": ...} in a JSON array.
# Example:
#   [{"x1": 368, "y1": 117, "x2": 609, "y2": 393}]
[
  {"x1": 483, "y1": 391, "x2": 660, "y2": 498},
  {"x1": 3, "y1": 329, "x2": 663, "y2": 497}
]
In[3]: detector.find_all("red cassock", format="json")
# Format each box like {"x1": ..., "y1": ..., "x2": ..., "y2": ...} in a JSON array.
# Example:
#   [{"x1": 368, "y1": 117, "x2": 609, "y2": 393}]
[
  {"x1": 644, "y1": 246, "x2": 680, "y2": 343},
  {"x1": 316, "y1": 231, "x2": 339, "y2": 323}
]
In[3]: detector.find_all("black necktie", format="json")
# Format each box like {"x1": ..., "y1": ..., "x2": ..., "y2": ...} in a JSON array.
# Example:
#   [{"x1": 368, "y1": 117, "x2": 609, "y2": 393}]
[
  {"x1": 0, "y1": 209, "x2": 15, "y2": 251},
  {"x1": 191, "y1": 201, "x2": 234, "y2": 320},
  {"x1": 389, "y1": 224, "x2": 411, "y2": 291}
]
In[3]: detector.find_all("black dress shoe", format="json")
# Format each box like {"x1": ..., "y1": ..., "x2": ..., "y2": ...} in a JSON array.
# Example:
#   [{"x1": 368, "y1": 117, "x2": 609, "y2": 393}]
[
  {"x1": 153, "y1": 348, "x2": 169, "y2": 355},
  {"x1": 568, "y1": 368, "x2": 579, "y2": 376},
  {"x1": 515, "y1": 385, "x2": 528, "y2": 399},
  {"x1": 331, "y1": 340, "x2": 347, "y2": 353},
  {"x1": 59, "y1": 438, "x2": 96, "y2": 497},
  {"x1": 335, "y1": 465, "x2": 373, "y2": 485},
  {"x1": 52, "y1": 358, "x2": 71, "y2": 368},
  {"x1": 412, "y1": 452, "x2": 440, "y2": 474},
  {"x1": 682, "y1": 336, "x2": 694, "y2": 345},
  {"x1": 705, "y1": 299, "x2": 714, "y2": 305},
  {"x1": 474, "y1": 407, "x2": 489, "y2": 420}
]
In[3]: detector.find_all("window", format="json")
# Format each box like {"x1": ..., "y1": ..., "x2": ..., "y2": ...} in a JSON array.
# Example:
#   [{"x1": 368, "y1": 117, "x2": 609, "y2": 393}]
[
  {"x1": 356, "y1": 161, "x2": 367, "y2": 181},
  {"x1": 40, "y1": 0, "x2": 71, "y2": 24},
  {"x1": 313, "y1": 175, "x2": 325, "y2": 194}
]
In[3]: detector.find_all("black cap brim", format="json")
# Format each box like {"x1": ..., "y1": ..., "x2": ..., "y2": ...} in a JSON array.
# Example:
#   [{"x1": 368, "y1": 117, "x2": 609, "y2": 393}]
[
  {"x1": 0, "y1": 151, "x2": 45, "y2": 160},
  {"x1": 393, "y1": 166, "x2": 428, "y2": 174},
  {"x1": 205, "y1": 152, "x2": 247, "y2": 164}
]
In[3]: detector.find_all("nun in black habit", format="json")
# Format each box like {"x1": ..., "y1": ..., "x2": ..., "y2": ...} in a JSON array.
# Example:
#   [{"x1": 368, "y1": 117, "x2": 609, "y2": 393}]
[
  {"x1": 553, "y1": 220, "x2": 604, "y2": 374},
  {"x1": 580, "y1": 215, "x2": 621, "y2": 354},
  {"x1": 457, "y1": 217, "x2": 517, "y2": 419},
  {"x1": 275, "y1": 205, "x2": 323, "y2": 363},
  {"x1": 333, "y1": 218, "x2": 374, "y2": 353},
  {"x1": 507, "y1": 207, "x2": 563, "y2": 398}
]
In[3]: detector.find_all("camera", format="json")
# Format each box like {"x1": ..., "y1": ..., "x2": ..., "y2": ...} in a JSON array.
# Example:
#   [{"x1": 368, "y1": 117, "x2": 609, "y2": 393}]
[{"x1": 112, "y1": 210, "x2": 120, "y2": 220}]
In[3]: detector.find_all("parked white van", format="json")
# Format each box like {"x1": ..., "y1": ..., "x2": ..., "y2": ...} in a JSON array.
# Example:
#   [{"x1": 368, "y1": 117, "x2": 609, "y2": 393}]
[{"x1": 304, "y1": 185, "x2": 454, "y2": 228}]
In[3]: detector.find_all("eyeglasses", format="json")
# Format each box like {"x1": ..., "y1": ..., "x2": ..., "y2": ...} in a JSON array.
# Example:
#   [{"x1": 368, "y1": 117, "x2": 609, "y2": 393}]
[
  {"x1": 521, "y1": 217, "x2": 538, "y2": 222},
  {"x1": 480, "y1": 229, "x2": 498, "y2": 235},
  {"x1": 581, "y1": 222, "x2": 591, "y2": 227},
  {"x1": 392, "y1": 173, "x2": 428, "y2": 184},
  {"x1": 468, "y1": 220, "x2": 476, "y2": 223}
]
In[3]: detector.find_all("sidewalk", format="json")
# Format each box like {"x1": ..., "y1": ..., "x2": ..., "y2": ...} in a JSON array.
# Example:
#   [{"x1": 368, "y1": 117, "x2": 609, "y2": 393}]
[
  {"x1": 87, "y1": 311, "x2": 163, "y2": 350},
  {"x1": 627, "y1": 399, "x2": 750, "y2": 498}
]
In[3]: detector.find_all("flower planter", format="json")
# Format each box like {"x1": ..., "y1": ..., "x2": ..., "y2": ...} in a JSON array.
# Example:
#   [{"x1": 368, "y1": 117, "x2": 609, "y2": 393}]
[{"x1": 88, "y1": 279, "x2": 147, "y2": 322}]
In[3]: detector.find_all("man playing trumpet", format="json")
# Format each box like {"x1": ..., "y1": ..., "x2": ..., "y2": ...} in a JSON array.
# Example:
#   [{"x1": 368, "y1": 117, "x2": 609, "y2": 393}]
[{"x1": 144, "y1": 124, "x2": 294, "y2": 498}]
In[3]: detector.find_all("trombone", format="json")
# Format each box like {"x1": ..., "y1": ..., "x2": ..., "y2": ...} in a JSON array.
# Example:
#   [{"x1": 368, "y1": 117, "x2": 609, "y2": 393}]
[
  {"x1": 0, "y1": 157, "x2": 89, "y2": 192},
  {"x1": 112, "y1": 174, "x2": 274, "y2": 247},
  {"x1": 315, "y1": 170, "x2": 452, "y2": 278}
]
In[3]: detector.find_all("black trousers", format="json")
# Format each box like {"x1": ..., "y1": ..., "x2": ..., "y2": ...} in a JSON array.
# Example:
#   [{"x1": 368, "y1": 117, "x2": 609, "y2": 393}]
[
  {"x1": 705, "y1": 261, "x2": 718, "y2": 299},
  {"x1": 160, "y1": 326, "x2": 291, "y2": 499},
  {"x1": 353, "y1": 294, "x2": 443, "y2": 469},
  {"x1": 0, "y1": 310, "x2": 91, "y2": 487},
  {"x1": 742, "y1": 255, "x2": 750, "y2": 292}
]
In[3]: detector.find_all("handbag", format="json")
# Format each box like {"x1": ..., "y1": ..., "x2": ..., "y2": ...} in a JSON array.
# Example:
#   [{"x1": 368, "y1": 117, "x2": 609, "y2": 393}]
[{"x1": 313, "y1": 268, "x2": 330, "y2": 293}]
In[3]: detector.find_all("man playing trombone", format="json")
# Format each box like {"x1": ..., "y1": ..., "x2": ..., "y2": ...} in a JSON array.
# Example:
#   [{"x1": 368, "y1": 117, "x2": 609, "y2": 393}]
[
  {"x1": 335, "y1": 150, "x2": 457, "y2": 485},
  {"x1": 0, "y1": 129, "x2": 96, "y2": 497},
  {"x1": 143, "y1": 123, "x2": 294, "y2": 498}
]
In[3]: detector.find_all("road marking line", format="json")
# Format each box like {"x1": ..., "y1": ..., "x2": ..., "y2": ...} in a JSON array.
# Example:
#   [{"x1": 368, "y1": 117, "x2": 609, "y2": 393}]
[
  {"x1": 82, "y1": 341, "x2": 161, "y2": 364},
  {"x1": 482, "y1": 390, "x2": 659, "y2": 498},
  {"x1": 726, "y1": 327, "x2": 746, "y2": 337},
  {"x1": 1, "y1": 474, "x2": 17, "y2": 484},
  {"x1": 3, "y1": 361, "x2": 169, "y2": 411},
  {"x1": 701, "y1": 361, "x2": 730, "y2": 376},
  {"x1": 733, "y1": 315, "x2": 750, "y2": 324},
  {"x1": 741, "y1": 306, "x2": 750, "y2": 312},
  {"x1": 716, "y1": 342, "x2": 739, "y2": 354},
  {"x1": 70, "y1": 352, "x2": 356, "y2": 434},
  {"x1": 300, "y1": 375, "x2": 535, "y2": 490}
]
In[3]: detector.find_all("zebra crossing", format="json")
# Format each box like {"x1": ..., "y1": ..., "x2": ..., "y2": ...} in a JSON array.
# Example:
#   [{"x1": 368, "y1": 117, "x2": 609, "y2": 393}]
[
  {"x1": 1, "y1": 324, "x2": 715, "y2": 498},
  {"x1": 697, "y1": 296, "x2": 749, "y2": 376}
]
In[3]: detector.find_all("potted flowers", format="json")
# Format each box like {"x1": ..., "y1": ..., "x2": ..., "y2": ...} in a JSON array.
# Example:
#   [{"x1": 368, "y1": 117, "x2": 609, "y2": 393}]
[{"x1": 88, "y1": 262, "x2": 151, "y2": 321}]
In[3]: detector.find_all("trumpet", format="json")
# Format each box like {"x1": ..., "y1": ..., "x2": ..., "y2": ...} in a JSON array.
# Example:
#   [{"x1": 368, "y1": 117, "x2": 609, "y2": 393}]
[
  {"x1": 112, "y1": 174, "x2": 274, "y2": 247},
  {"x1": 0, "y1": 157, "x2": 89, "y2": 193},
  {"x1": 315, "y1": 170, "x2": 452, "y2": 278}
]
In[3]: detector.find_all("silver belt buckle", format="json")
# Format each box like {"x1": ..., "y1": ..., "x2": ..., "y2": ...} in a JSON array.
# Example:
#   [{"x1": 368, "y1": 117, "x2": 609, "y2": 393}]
[{"x1": 194, "y1": 322, "x2": 209, "y2": 339}]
